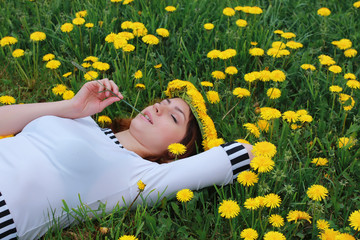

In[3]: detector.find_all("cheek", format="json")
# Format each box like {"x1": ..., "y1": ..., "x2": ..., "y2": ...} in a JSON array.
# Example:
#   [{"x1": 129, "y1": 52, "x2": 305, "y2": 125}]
[{"x1": 157, "y1": 123, "x2": 187, "y2": 146}]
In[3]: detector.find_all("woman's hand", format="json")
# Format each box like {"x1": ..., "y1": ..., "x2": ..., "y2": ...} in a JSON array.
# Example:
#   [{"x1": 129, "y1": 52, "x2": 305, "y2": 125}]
[{"x1": 68, "y1": 79, "x2": 123, "y2": 119}]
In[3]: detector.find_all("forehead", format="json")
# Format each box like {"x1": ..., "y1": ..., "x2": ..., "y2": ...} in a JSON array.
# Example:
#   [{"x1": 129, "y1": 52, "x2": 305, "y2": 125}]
[{"x1": 171, "y1": 97, "x2": 191, "y2": 115}]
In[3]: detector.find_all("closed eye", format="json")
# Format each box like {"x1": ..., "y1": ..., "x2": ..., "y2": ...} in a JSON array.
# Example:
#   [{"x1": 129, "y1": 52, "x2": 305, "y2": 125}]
[{"x1": 171, "y1": 114, "x2": 178, "y2": 123}]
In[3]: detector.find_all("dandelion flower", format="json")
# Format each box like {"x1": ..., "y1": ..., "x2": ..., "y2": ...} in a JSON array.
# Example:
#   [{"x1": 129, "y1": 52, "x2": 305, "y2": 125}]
[
  {"x1": 243, "y1": 123, "x2": 260, "y2": 138},
  {"x1": 264, "y1": 193, "x2": 281, "y2": 208},
  {"x1": 344, "y1": 49, "x2": 357, "y2": 57},
  {"x1": 93, "y1": 62, "x2": 110, "y2": 71},
  {"x1": 0, "y1": 36, "x2": 18, "y2": 47},
  {"x1": 267, "y1": 88, "x2": 281, "y2": 99},
  {"x1": 76, "y1": 10, "x2": 87, "y2": 18},
  {"x1": 286, "y1": 41, "x2": 303, "y2": 49},
  {"x1": 211, "y1": 70, "x2": 226, "y2": 80},
  {"x1": 349, "y1": 210, "x2": 360, "y2": 231},
  {"x1": 176, "y1": 189, "x2": 194, "y2": 202},
  {"x1": 84, "y1": 71, "x2": 98, "y2": 81},
  {"x1": 269, "y1": 214, "x2": 285, "y2": 227},
  {"x1": 133, "y1": 70, "x2": 143, "y2": 79},
  {"x1": 270, "y1": 70, "x2": 286, "y2": 82},
  {"x1": 237, "y1": 171, "x2": 259, "y2": 187},
  {"x1": 62, "y1": 72, "x2": 72, "y2": 78},
  {"x1": 113, "y1": 37, "x2": 128, "y2": 49},
  {"x1": 43, "y1": 53, "x2": 55, "y2": 61},
  {"x1": 218, "y1": 200, "x2": 240, "y2": 219},
  {"x1": 52, "y1": 84, "x2": 67, "y2": 95},
  {"x1": 72, "y1": 17, "x2": 85, "y2": 26},
  {"x1": 329, "y1": 85, "x2": 342, "y2": 93},
  {"x1": 316, "y1": 219, "x2": 330, "y2": 230},
  {"x1": 244, "y1": 72, "x2": 259, "y2": 82},
  {"x1": 135, "y1": 83, "x2": 145, "y2": 90},
  {"x1": 332, "y1": 39, "x2": 352, "y2": 50},
  {"x1": 317, "y1": 7, "x2": 331, "y2": 16},
  {"x1": 236, "y1": 19, "x2": 247, "y2": 27},
  {"x1": 287, "y1": 210, "x2": 312, "y2": 223},
  {"x1": 223, "y1": 7, "x2": 235, "y2": 16},
  {"x1": 142, "y1": 34, "x2": 159, "y2": 45},
  {"x1": 347, "y1": 80, "x2": 360, "y2": 89},
  {"x1": 154, "y1": 63, "x2": 162, "y2": 69},
  {"x1": 250, "y1": 156, "x2": 275, "y2": 173},
  {"x1": 165, "y1": 6, "x2": 176, "y2": 12},
  {"x1": 201, "y1": 81, "x2": 213, "y2": 87},
  {"x1": 206, "y1": 91, "x2": 220, "y2": 104},
  {"x1": 99, "y1": 227, "x2": 109, "y2": 234},
  {"x1": 249, "y1": 47, "x2": 264, "y2": 56},
  {"x1": 259, "y1": 70, "x2": 271, "y2": 82},
  {"x1": 252, "y1": 142, "x2": 277, "y2": 158},
  {"x1": 354, "y1": 1, "x2": 360, "y2": 8},
  {"x1": 318, "y1": 54, "x2": 336, "y2": 65},
  {"x1": 244, "y1": 197, "x2": 260, "y2": 210},
  {"x1": 30, "y1": 31, "x2": 46, "y2": 41},
  {"x1": 168, "y1": 143, "x2": 187, "y2": 156},
  {"x1": 344, "y1": 73, "x2": 356, "y2": 80},
  {"x1": 105, "y1": 32, "x2": 117, "y2": 43},
  {"x1": 207, "y1": 49, "x2": 221, "y2": 59},
  {"x1": 257, "y1": 119, "x2": 269, "y2": 132},
  {"x1": 12, "y1": 49, "x2": 24, "y2": 58},
  {"x1": 274, "y1": 30, "x2": 284, "y2": 35},
  {"x1": 338, "y1": 137, "x2": 355, "y2": 149},
  {"x1": 318, "y1": 228, "x2": 340, "y2": 240},
  {"x1": 62, "y1": 90, "x2": 75, "y2": 100},
  {"x1": 240, "y1": 228, "x2": 258, "y2": 240},
  {"x1": 235, "y1": 139, "x2": 250, "y2": 144},
  {"x1": 84, "y1": 56, "x2": 99, "y2": 62},
  {"x1": 119, "y1": 235, "x2": 138, "y2": 240},
  {"x1": 281, "y1": 32, "x2": 296, "y2": 39},
  {"x1": 311, "y1": 157, "x2": 328, "y2": 166},
  {"x1": 306, "y1": 184, "x2": 328, "y2": 201},
  {"x1": 298, "y1": 114, "x2": 313, "y2": 123},
  {"x1": 337, "y1": 233, "x2": 356, "y2": 240},
  {"x1": 282, "y1": 111, "x2": 299, "y2": 123},
  {"x1": 328, "y1": 65, "x2": 342, "y2": 74},
  {"x1": 46, "y1": 60, "x2": 61, "y2": 69},
  {"x1": 225, "y1": 66, "x2": 238, "y2": 75},
  {"x1": 260, "y1": 107, "x2": 281, "y2": 120},
  {"x1": 301, "y1": 64, "x2": 316, "y2": 71},
  {"x1": 137, "y1": 180, "x2": 146, "y2": 191},
  {"x1": 204, "y1": 23, "x2": 214, "y2": 30},
  {"x1": 263, "y1": 231, "x2": 286, "y2": 240},
  {"x1": 97, "y1": 115, "x2": 112, "y2": 124},
  {"x1": 82, "y1": 62, "x2": 92, "y2": 68},
  {"x1": 0, "y1": 96, "x2": 16, "y2": 105},
  {"x1": 156, "y1": 28, "x2": 169, "y2": 37},
  {"x1": 60, "y1": 23, "x2": 74, "y2": 33}
]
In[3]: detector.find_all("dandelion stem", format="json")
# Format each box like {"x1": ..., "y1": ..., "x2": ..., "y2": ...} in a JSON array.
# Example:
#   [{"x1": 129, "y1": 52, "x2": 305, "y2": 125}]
[
  {"x1": 341, "y1": 112, "x2": 348, "y2": 135},
  {"x1": 222, "y1": 101, "x2": 240, "y2": 120}
]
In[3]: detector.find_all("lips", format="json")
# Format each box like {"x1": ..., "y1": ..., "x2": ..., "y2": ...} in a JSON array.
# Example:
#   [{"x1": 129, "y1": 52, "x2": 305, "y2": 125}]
[{"x1": 142, "y1": 111, "x2": 153, "y2": 124}]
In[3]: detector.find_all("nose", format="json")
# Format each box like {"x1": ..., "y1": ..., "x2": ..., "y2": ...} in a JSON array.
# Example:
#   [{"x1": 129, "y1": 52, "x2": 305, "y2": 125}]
[{"x1": 154, "y1": 102, "x2": 168, "y2": 115}]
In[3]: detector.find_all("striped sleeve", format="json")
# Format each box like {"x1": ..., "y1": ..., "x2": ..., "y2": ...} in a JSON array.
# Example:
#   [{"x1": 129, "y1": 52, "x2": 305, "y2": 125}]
[
  {"x1": 221, "y1": 141, "x2": 251, "y2": 181},
  {"x1": 0, "y1": 192, "x2": 17, "y2": 240}
]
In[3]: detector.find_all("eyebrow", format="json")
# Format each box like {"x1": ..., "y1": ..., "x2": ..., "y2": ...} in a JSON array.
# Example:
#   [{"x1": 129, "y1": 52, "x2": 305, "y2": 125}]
[{"x1": 167, "y1": 99, "x2": 187, "y2": 122}]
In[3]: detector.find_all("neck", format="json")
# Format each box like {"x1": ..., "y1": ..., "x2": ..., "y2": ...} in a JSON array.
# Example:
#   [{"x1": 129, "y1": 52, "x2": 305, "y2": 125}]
[{"x1": 115, "y1": 130, "x2": 148, "y2": 158}]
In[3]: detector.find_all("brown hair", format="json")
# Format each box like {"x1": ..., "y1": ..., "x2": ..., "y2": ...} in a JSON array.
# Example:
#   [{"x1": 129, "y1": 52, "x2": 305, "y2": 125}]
[{"x1": 109, "y1": 103, "x2": 202, "y2": 163}]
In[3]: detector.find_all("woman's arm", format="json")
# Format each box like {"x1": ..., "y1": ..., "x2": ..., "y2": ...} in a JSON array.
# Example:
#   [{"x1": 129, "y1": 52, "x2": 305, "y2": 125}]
[{"x1": 0, "y1": 79, "x2": 123, "y2": 135}]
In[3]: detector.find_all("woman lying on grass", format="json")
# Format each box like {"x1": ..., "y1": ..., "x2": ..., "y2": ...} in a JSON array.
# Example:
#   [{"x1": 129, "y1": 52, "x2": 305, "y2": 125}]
[{"x1": 0, "y1": 79, "x2": 253, "y2": 240}]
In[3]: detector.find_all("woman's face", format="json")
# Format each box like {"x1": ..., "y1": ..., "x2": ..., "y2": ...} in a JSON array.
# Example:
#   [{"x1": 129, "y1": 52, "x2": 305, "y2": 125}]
[{"x1": 129, "y1": 98, "x2": 191, "y2": 156}]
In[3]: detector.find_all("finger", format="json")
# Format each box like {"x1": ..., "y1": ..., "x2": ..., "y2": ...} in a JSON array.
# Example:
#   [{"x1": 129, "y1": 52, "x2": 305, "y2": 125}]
[
  {"x1": 103, "y1": 79, "x2": 112, "y2": 97},
  {"x1": 109, "y1": 80, "x2": 123, "y2": 99}
]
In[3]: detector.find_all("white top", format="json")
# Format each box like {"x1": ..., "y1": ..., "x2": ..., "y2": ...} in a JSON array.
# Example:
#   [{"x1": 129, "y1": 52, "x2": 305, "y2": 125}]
[{"x1": 0, "y1": 116, "x2": 250, "y2": 240}]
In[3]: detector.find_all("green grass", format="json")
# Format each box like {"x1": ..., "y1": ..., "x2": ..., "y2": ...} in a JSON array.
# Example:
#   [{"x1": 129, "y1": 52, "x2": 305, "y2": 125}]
[{"x1": 1, "y1": 0, "x2": 360, "y2": 239}]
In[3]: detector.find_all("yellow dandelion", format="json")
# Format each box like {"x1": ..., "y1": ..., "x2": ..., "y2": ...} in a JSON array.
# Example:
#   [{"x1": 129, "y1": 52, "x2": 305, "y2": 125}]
[
  {"x1": 176, "y1": 189, "x2": 194, "y2": 202},
  {"x1": 318, "y1": 228, "x2": 340, "y2": 240},
  {"x1": 347, "y1": 80, "x2": 360, "y2": 89},
  {"x1": 250, "y1": 156, "x2": 275, "y2": 173},
  {"x1": 97, "y1": 115, "x2": 112, "y2": 124},
  {"x1": 244, "y1": 197, "x2": 260, "y2": 210},
  {"x1": 236, "y1": 19, "x2": 247, "y2": 27},
  {"x1": 137, "y1": 180, "x2": 146, "y2": 191},
  {"x1": 240, "y1": 228, "x2": 258, "y2": 240},
  {"x1": 211, "y1": 70, "x2": 226, "y2": 80},
  {"x1": 218, "y1": 200, "x2": 240, "y2": 219},
  {"x1": 269, "y1": 214, "x2": 285, "y2": 227},
  {"x1": 0, "y1": 36, "x2": 18, "y2": 47},
  {"x1": 46, "y1": 60, "x2": 61, "y2": 69},
  {"x1": 225, "y1": 66, "x2": 238, "y2": 75},
  {"x1": 52, "y1": 84, "x2": 67, "y2": 95},
  {"x1": 223, "y1": 7, "x2": 235, "y2": 16},
  {"x1": 332, "y1": 38, "x2": 352, "y2": 50},
  {"x1": 121, "y1": 22, "x2": 133, "y2": 30},
  {"x1": 62, "y1": 72, "x2": 72, "y2": 78},
  {"x1": 267, "y1": 88, "x2": 281, "y2": 99},
  {"x1": 61, "y1": 23, "x2": 74, "y2": 33},
  {"x1": 235, "y1": 139, "x2": 250, "y2": 144},
  {"x1": 316, "y1": 219, "x2": 330, "y2": 230},
  {"x1": 168, "y1": 143, "x2": 187, "y2": 156},
  {"x1": 298, "y1": 114, "x2": 313, "y2": 123},
  {"x1": 338, "y1": 137, "x2": 355, "y2": 149},
  {"x1": 84, "y1": 56, "x2": 99, "y2": 62},
  {"x1": 274, "y1": 30, "x2": 284, "y2": 35},
  {"x1": 93, "y1": 62, "x2": 110, "y2": 71},
  {"x1": 122, "y1": 44, "x2": 135, "y2": 52},
  {"x1": 85, "y1": 23, "x2": 94, "y2": 28},
  {"x1": 119, "y1": 235, "x2": 138, "y2": 240},
  {"x1": 287, "y1": 210, "x2": 312, "y2": 223},
  {"x1": 263, "y1": 231, "x2": 286, "y2": 240},
  {"x1": 201, "y1": 81, "x2": 213, "y2": 87},
  {"x1": 105, "y1": 32, "x2": 117, "y2": 43},
  {"x1": 142, "y1": 34, "x2": 159, "y2": 45},
  {"x1": 12, "y1": 49, "x2": 24, "y2": 58},
  {"x1": 42, "y1": 53, "x2": 55, "y2": 61},
  {"x1": 204, "y1": 23, "x2": 214, "y2": 30},
  {"x1": 165, "y1": 6, "x2": 176, "y2": 12},
  {"x1": 243, "y1": 123, "x2": 260, "y2": 138},
  {"x1": 257, "y1": 119, "x2": 269, "y2": 132},
  {"x1": 30, "y1": 31, "x2": 46, "y2": 41},
  {"x1": 249, "y1": 47, "x2": 264, "y2": 56},
  {"x1": 328, "y1": 65, "x2": 342, "y2": 74},
  {"x1": 207, "y1": 49, "x2": 221, "y2": 59},
  {"x1": 252, "y1": 141, "x2": 277, "y2": 158},
  {"x1": 62, "y1": 90, "x2": 75, "y2": 100},
  {"x1": 317, "y1": 7, "x2": 331, "y2": 16},
  {"x1": 282, "y1": 111, "x2": 299, "y2": 123},
  {"x1": 354, "y1": 1, "x2": 360, "y2": 8},
  {"x1": 349, "y1": 210, "x2": 360, "y2": 231},
  {"x1": 72, "y1": 17, "x2": 85, "y2": 26},
  {"x1": 329, "y1": 85, "x2": 343, "y2": 93},
  {"x1": 301, "y1": 64, "x2": 316, "y2": 71},
  {"x1": 113, "y1": 37, "x2": 128, "y2": 49},
  {"x1": 318, "y1": 54, "x2": 336, "y2": 65},
  {"x1": 260, "y1": 107, "x2": 282, "y2": 120},
  {"x1": 76, "y1": 10, "x2": 87, "y2": 18},
  {"x1": 264, "y1": 193, "x2": 281, "y2": 209},
  {"x1": 272, "y1": 41, "x2": 286, "y2": 49},
  {"x1": 306, "y1": 184, "x2": 328, "y2": 201},
  {"x1": 206, "y1": 91, "x2": 220, "y2": 104},
  {"x1": 270, "y1": 70, "x2": 286, "y2": 82},
  {"x1": 135, "y1": 83, "x2": 145, "y2": 90},
  {"x1": 0, "y1": 95, "x2": 16, "y2": 105},
  {"x1": 344, "y1": 73, "x2": 356, "y2": 80},
  {"x1": 84, "y1": 71, "x2": 98, "y2": 81},
  {"x1": 237, "y1": 171, "x2": 259, "y2": 187},
  {"x1": 154, "y1": 63, "x2": 162, "y2": 69},
  {"x1": 344, "y1": 49, "x2": 357, "y2": 58},
  {"x1": 156, "y1": 28, "x2": 169, "y2": 37},
  {"x1": 281, "y1": 32, "x2": 296, "y2": 39},
  {"x1": 82, "y1": 62, "x2": 92, "y2": 68},
  {"x1": 99, "y1": 227, "x2": 109, "y2": 234},
  {"x1": 244, "y1": 72, "x2": 260, "y2": 83},
  {"x1": 259, "y1": 70, "x2": 271, "y2": 82},
  {"x1": 286, "y1": 41, "x2": 303, "y2": 49},
  {"x1": 311, "y1": 157, "x2": 328, "y2": 166},
  {"x1": 134, "y1": 70, "x2": 143, "y2": 79},
  {"x1": 337, "y1": 233, "x2": 356, "y2": 240}
]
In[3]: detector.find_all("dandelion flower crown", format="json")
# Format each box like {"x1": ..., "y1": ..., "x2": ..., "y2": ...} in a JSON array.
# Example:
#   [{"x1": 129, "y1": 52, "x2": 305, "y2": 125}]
[{"x1": 165, "y1": 79, "x2": 224, "y2": 150}]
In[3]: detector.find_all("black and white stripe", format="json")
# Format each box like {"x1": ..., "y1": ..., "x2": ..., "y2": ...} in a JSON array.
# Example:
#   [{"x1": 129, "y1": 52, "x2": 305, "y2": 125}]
[
  {"x1": 0, "y1": 192, "x2": 17, "y2": 240},
  {"x1": 101, "y1": 128, "x2": 124, "y2": 148},
  {"x1": 221, "y1": 141, "x2": 251, "y2": 180}
]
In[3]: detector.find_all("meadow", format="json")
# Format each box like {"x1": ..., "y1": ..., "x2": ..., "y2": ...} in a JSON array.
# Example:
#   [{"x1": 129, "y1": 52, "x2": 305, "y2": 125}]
[{"x1": 1, "y1": 0, "x2": 360, "y2": 239}]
